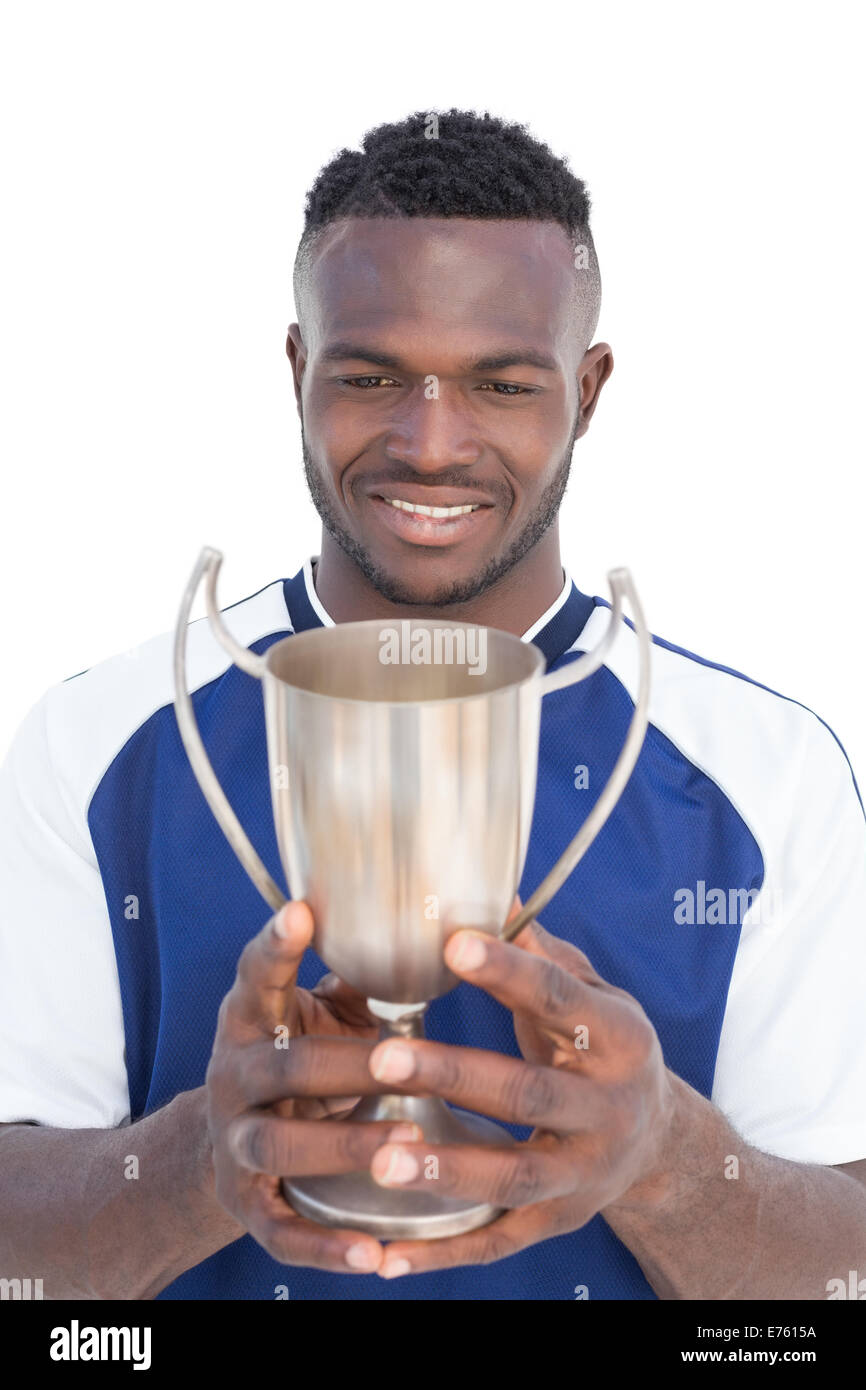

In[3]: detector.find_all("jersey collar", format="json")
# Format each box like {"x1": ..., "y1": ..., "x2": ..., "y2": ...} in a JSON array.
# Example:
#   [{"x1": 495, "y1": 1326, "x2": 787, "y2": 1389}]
[{"x1": 283, "y1": 557, "x2": 596, "y2": 669}]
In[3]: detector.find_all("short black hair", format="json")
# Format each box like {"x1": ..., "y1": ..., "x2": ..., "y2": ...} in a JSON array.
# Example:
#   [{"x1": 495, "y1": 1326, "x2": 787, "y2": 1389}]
[{"x1": 293, "y1": 108, "x2": 601, "y2": 344}]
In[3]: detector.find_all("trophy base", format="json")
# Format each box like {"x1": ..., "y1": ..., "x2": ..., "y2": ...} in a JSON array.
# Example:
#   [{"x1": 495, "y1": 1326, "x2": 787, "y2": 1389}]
[{"x1": 283, "y1": 1097, "x2": 514, "y2": 1241}]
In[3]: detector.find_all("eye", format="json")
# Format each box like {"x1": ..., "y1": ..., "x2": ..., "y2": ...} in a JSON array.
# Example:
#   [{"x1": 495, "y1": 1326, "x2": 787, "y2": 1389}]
[
  {"x1": 477, "y1": 382, "x2": 536, "y2": 396},
  {"x1": 337, "y1": 375, "x2": 401, "y2": 389}
]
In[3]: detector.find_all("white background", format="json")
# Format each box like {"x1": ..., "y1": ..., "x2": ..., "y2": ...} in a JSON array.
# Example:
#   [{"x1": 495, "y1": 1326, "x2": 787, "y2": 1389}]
[{"x1": 1, "y1": 2, "x2": 864, "y2": 779}]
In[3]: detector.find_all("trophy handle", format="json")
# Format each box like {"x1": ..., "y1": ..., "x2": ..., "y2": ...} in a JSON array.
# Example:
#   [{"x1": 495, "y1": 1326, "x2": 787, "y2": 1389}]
[
  {"x1": 173, "y1": 546, "x2": 288, "y2": 914},
  {"x1": 500, "y1": 568, "x2": 651, "y2": 943}
]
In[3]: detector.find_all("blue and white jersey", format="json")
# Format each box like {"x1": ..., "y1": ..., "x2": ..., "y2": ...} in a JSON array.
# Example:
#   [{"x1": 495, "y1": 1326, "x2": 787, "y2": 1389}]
[{"x1": 1, "y1": 558, "x2": 865, "y2": 1300}]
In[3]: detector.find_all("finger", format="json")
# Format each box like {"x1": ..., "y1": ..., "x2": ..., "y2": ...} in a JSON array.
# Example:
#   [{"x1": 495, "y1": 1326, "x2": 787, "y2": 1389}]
[
  {"x1": 231, "y1": 1034, "x2": 385, "y2": 1107},
  {"x1": 308, "y1": 1095, "x2": 364, "y2": 1118},
  {"x1": 369, "y1": 1139, "x2": 574, "y2": 1208},
  {"x1": 367, "y1": 1038, "x2": 610, "y2": 1131},
  {"x1": 227, "y1": 1116, "x2": 422, "y2": 1177},
  {"x1": 221, "y1": 902, "x2": 314, "y2": 1036},
  {"x1": 378, "y1": 1194, "x2": 587, "y2": 1278},
  {"x1": 279, "y1": 1094, "x2": 367, "y2": 1121},
  {"x1": 311, "y1": 972, "x2": 378, "y2": 1029},
  {"x1": 443, "y1": 930, "x2": 622, "y2": 1048},
  {"x1": 236, "y1": 1182, "x2": 385, "y2": 1273}
]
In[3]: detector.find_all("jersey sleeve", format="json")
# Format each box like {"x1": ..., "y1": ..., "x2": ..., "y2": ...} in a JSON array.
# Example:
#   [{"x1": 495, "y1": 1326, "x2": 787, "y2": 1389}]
[
  {"x1": 0, "y1": 689, "x2": 130, "y2": 1128},
  {"x1": 712, "y1": 711, "x2": 866, "y2": 1165}
]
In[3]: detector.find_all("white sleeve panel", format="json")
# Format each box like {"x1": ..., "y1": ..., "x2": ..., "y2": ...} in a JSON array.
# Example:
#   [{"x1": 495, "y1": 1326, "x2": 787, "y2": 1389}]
[
  {"x1": 0, "y1": 691, "x2": 130, "y2": 1127},
  {"x1": 0, "y1": 578, "x2": 292, "y2": 1130},
  {"x1": 572, "y1": 607, "x2": 866, "y2": 1166},
  {"x1": 711, "y1": 715, "x2": 866, "y2": 1164}
]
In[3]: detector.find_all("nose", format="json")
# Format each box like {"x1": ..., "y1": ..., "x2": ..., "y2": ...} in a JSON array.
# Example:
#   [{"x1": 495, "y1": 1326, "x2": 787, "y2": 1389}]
[{"x1": 383, "y1": 388, "x2": 482, "y2": 473}]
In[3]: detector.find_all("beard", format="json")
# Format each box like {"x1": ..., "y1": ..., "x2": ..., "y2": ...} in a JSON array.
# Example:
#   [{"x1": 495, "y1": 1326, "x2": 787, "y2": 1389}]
[{"x1": 300, "y1": 414, "x2": 579, "y2": 608}]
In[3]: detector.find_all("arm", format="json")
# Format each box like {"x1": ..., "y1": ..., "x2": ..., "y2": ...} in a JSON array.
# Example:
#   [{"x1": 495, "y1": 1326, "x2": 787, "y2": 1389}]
[
  {"x1": 603, "y1": 1073, "x2": 866, "y2": 1300},
  {"x1": 0, "y1": 694, "x2": 241, "y2": 1298},
  {"x1": 0, "y1": 680, "x2": 401, "y2": 1295},
  {"x1": 358, "y1": 711, "x2": 866, "y2": 1291},
  {"x1": 0, "y1": 903, "x2": 428, "y2": 1298},
  {"x1": 606, "y1": 710, "x2": 866, "y2": 1299},
  {"x1": 347, "y1": 917, "x2": 866, "y2": 1296},
  {"x1": 0, "y1": 1087, "x2": 243, "y2": 1300}
]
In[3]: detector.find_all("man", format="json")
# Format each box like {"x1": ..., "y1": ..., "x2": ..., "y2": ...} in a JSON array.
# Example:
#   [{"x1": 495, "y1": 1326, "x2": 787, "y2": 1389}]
[{"x1": 1, "y1": 109, "x2": 865, "y2": 1302}]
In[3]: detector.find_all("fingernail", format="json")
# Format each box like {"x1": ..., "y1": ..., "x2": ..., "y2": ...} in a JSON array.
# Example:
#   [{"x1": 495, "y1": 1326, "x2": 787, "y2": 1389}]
[
  {"x1": 329, "y1": 1096, "x2": 362, "y2": 1113},
  {"x1": 387, "y1": 1123, "x2": 422, "y2": 1143},
  {"x1": 448, "y1": 931, "x2": 487, "y2": 972},
  {"x1": 380, "y1": 1256, "x2": 411, "y2": 1280},
  {"x1": 345, "y1": 1242, "x2": 380, "y2": 1271},
  {"x1": 372, "y1": 1145, "x2": 419, "y2": 1185},
  {"x1": 370, "y1": 1042, "x2": 416, "y2": 1083}
]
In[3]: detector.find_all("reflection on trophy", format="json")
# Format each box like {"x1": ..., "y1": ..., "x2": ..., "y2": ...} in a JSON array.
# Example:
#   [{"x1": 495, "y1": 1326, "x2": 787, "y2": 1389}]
[{"x1": 174, "y1": 548, "x2": 651, "y2": 1239}]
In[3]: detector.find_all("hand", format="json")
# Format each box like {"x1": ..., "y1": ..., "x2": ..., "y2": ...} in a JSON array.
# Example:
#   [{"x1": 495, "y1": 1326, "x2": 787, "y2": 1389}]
[
  {"x1": 205, "y1": 900, "x2": 416, "y2": 1274},
  {"x1": 365, "y1": 905, "x2": 678, "y2": 1279}
]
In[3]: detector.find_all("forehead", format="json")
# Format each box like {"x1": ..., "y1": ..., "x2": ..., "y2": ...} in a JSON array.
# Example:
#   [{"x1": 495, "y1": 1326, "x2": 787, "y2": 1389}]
[{"x1": 301, "y1": 217, "x2": 578, "y2": 353}]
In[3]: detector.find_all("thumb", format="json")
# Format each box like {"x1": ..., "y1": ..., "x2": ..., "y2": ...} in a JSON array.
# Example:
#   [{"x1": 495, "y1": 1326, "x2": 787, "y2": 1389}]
[{"x1": 224, "y1": 899, "x2": 314, "y2": 1038}]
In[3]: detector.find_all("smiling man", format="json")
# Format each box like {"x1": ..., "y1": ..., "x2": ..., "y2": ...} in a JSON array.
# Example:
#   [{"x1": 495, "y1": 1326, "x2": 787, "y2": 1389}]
[
  {"x1": 1, "y1": 110, "x2": 865, "y2": 1302},
  {"x1": 290, "y1": 205, "x2": 605, "y2": 627}
]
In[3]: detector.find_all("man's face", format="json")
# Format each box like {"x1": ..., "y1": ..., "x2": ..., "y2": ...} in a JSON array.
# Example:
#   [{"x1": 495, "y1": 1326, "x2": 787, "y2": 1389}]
[{"x1": 287, "y1": 217, "x2": 610, "y2": 606}]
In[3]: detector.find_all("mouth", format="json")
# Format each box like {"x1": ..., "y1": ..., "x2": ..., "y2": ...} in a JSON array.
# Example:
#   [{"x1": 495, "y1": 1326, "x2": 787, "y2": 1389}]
[
  {"x1": 381, "y1": 496, "x2": 481, "y2": 518},
  {"x1": 368, "y1": 492, "x2": 496, "y2": 547}
]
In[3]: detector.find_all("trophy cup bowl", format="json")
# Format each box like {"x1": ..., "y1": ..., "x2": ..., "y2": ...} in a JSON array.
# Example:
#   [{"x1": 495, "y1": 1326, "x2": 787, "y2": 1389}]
[{"x1": 174, "y1": 550, "x2": 651, "y2": 1239}]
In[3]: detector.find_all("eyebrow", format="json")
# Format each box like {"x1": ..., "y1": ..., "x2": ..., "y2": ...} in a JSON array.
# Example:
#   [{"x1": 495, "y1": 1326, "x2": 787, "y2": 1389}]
[{"x1": 319, "y1": 342, "x2": 559, "y2": 373}]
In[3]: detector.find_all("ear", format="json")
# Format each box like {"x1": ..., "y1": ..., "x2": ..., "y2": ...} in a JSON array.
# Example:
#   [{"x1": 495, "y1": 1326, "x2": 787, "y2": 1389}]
[
  {"x1": 286, "y1": 323, "x2": 306, "y2": 416},
  {"x1": 575, "y1": 342, "x2": 614, "y2": 438}
]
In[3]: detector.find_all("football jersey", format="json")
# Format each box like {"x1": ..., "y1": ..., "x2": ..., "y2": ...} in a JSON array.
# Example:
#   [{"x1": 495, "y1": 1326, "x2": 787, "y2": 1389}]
[{"x1": 1, "y1": 557, "x2": 865, "y2": 1300}]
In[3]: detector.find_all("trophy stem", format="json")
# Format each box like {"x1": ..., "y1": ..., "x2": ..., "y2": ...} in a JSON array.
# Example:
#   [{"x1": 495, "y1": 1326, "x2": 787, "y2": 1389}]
[
  {"x1": 367, "y1": 997, "x2": 428, "y2": 1038},
  {"x1": 351, "y1": 1001, "x2": 469, "y2": 1135},
  {"x1": 282, "y1": 999, "x2": 515, "y2": 1240}
]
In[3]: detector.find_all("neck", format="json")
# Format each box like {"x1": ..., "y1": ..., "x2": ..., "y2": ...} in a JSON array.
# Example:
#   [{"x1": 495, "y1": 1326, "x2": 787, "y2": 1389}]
[{"x1": 312, "y1": 527, "x2": 566, "y2": 637}]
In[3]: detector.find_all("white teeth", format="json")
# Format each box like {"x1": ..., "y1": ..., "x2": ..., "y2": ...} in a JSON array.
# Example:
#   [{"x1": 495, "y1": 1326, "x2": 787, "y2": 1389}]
[{"x1": 382, "y1": 498, "x2": 480, "y2": 518}]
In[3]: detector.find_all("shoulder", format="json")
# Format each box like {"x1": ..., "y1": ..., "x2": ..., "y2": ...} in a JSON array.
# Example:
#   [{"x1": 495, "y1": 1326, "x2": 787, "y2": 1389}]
[
  {"x1": 12, "y1": 577, "x2": 292, "y2": 825},
  {"x1": 575, "y1": 599, "x2": 863, "y2": 852}
]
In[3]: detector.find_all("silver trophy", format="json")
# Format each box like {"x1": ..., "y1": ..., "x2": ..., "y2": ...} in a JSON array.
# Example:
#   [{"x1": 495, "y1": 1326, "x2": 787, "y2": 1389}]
[{"x1": 174, "y1": 548, "x2": 650, "y2": 1239}]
